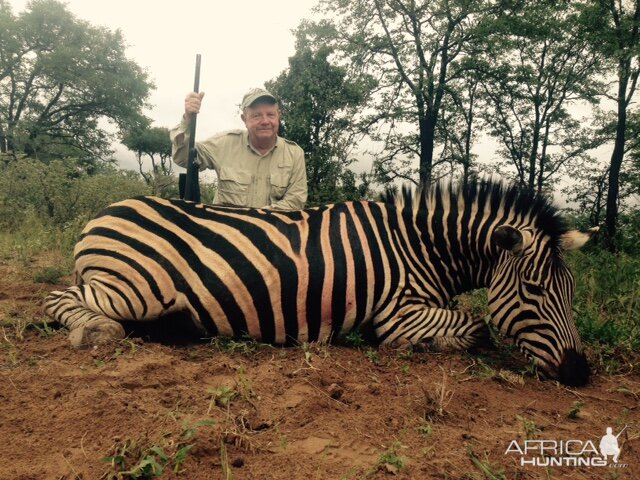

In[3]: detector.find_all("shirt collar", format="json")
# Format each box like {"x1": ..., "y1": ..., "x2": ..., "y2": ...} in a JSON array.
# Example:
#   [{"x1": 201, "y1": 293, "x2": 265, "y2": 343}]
[{"x1": 243, "y1": 130, "x2": 280, "y2": 156}]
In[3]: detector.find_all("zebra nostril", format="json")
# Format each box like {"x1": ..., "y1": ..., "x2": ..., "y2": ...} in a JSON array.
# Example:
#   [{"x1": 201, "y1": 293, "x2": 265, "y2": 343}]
[{"x1": 558, "y1": 349, "x2": 590, "y2": 387}]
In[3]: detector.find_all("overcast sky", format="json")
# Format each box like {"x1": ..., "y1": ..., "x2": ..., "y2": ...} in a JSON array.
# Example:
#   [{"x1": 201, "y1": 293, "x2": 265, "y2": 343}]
[{"x1": 8, "y1": 0, "x2": 319, "y2": 170}]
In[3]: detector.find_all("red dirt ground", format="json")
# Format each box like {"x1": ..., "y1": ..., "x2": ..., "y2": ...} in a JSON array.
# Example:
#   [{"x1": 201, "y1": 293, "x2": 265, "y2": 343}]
[{"x1": 0, "y1": 259, "x2": 638, "y2": 480}]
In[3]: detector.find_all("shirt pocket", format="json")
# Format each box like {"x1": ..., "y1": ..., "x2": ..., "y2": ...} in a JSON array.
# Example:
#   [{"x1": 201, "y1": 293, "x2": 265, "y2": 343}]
[
  {"x1": 217, "y1": 167, "x2": 253, "y2": 206},
  {"x1": 270, "y1": 163, "x2": 292, "y2": 201}
]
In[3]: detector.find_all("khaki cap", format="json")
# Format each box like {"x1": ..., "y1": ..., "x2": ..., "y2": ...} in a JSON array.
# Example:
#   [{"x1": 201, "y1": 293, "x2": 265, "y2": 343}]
[{"x1": 241, "y1": 88, "x2": 277, "y2": 110}]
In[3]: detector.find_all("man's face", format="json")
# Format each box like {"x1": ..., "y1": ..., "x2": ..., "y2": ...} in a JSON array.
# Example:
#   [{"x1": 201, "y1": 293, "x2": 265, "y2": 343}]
[{"x1": 241, "y1": 102, "x2": 280, "y2": 144}]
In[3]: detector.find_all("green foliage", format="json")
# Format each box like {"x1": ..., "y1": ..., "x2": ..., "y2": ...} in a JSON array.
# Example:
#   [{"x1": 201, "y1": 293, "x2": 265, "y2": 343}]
[
  {"x1": 568, "y1": 250, "x2": 640, "y2": 351},
  {"x1": 455, "y1": 289, "x2": 489, "y2": 318},
  {"x1": 370, "y1": 441, "x2": 407, "y2": 476},
  {"x1": 208, "y1": 335, "x2": 264, "y2": 355},
  {"x1": 198, "y1": 179, "x2": 218, "y2": 204},
  {"x1": 121, "y1": 127, "x2": 172, "y2": 165},
  {"x1": 102, "y1": 419, "x2": 214, "y2": 478},
  {"x1": 121, "y1": 126, "x2": 176, "y2": 195},
  {"x1": 103, "y1": 438, "x2": 166, "y2": 479},
  {"x1": 32, "y1": 266, "x2": 66, "y2": 284},
  {"x1": 417, "y1": 420, "x2": 433, "y2": 438},
  {"x1": 0, "y1": 208, "x2": 80, "y2": 265},
  {"x1": 516, "y1": 415, "x2": 541, "y2": 440},
  {"x1": 1, "y1": 0, "x2": 153, "y2": 163},
  {"x1": 0, "y1": 158, "x2": 149, "y2": 263},
  {"x1": 364, "y1": 347, "x2": 382, "y2": 365},
  {"x1": 208, "y1": 386, "x2": 238, "y2": 409},
  {"x1": 618, "y1": 210, "x2": 640, "y2": 255},
  {"x1": 311, "y1": 0, "x2": 502, "y2": 185},
  {"x1": 0, "y1": 158, "x2": 150, "y2": 230},
  {"x1": 266, "y1": 37, "x2": 373, "y2": 205},
  {"x1": 341, "y1": 330, "x2": 367, "y2": 348},
  {"x1": 567, "y1": 400, "x2": 584, "y2": 419},
  {"x1": 476, "y1": 0, "x2": 604, "y2": 192}
]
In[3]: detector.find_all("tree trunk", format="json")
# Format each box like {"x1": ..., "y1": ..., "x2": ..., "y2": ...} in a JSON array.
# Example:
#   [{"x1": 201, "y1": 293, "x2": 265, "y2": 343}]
[
  {"x1": 604, "y1": 61, "x2": 629, "y2": 252},
  {"x1": 536, "y1": 121, "x2": 551, "y2": 194},
  {"x1": 527, "y1": 106, "x2": 542, "y2": 191},
  {"x1": 419, "y1": 116, "x2": 435, "y2": 185},
  {"x1": 5, "y1": 121, "x2": 17, "y2": 157},
  {"x1": 0, "y1": 123, "x2": 5, "y2": 154}
]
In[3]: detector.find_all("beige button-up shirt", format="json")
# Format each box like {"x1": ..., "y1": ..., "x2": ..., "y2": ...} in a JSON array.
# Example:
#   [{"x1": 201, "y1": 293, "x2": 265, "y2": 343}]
[{"x1": 170, "y1": 119, "x2": 307, "y2": 210}]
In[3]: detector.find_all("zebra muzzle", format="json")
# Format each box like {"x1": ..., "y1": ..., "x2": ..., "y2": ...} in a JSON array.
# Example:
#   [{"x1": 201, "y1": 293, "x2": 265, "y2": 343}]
[{"x1": 557, "y1": 349, "x2": 590, "y2": 387}]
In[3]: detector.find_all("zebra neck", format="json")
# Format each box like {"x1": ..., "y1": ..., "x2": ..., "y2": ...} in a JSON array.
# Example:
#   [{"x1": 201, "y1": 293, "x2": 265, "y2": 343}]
[{"x1": 404, "y1": 206, "x2": 497, "y2": 301}]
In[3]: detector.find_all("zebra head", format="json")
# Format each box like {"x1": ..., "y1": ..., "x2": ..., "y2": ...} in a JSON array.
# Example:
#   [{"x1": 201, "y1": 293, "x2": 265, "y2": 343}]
[{"x1": 488, "y1": 225, "x2": 597, "y2": 387}]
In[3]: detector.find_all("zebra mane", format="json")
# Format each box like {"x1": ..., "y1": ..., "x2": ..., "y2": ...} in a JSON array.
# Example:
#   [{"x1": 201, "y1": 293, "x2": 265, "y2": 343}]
[{"x1": 380, "y1": 178, "x2": 570, "y2": 251}]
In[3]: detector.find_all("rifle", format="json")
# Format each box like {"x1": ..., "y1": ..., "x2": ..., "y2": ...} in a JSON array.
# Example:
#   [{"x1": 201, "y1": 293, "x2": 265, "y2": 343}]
[
  {"x1": 180, "y1": 54, "x2": 201, "y2": 202},
  {"x1": 615, "y1": 425, "x2": 628, "y2": 439}
]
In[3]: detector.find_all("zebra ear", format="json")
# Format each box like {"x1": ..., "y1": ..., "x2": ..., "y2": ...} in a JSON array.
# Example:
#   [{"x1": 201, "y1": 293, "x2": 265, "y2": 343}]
[
  {"x1": 559, "y1": 227, "x2": 599, "y2": 251},
  {"x1": 493, "y1": 225, "x2": 524, "y2": 254}
]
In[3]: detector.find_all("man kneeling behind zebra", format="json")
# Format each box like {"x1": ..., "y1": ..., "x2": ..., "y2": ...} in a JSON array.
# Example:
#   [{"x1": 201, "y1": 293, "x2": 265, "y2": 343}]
[{"x1": 44, "y1": 180, "x2": 596, "y2": 387}]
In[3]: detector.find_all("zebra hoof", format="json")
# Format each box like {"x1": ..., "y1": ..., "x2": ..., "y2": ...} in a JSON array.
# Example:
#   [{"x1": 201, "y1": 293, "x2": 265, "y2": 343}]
[
  {"x1": 68, "y1": 320, "x2": 126, "y2": 348},
  {"x1": 386, "y1": 338, "x2": 414, "y2": 350}
]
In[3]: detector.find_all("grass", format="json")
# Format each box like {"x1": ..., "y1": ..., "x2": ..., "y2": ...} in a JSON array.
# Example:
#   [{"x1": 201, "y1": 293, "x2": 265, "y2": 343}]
[
  {"x1": 1, "y1": 308, "x2": 61, "y2": 367},
  {"x1": 32, "y1": 265, "x2": 67, "y2": 284},
  {"x1": 516, "y1": 415, "x2": 541, "y2": 440},
  {"x1": 363, "y1": 347, "x2": 382, "y2": 365},
  {"x1": 567, "y1": 400, "x2": 584, "y2": 420},
  {"x1": 568, "y1": 251, "x2": 640, "y2": 348},
  {"x1": 417, "y1": 420, "x2": 433, "y2": 438},
  {"x1": 567, "y1": 251, "x2": 640, "y2": 374},
  {"x1": 208, "y1": 335, "x2": 268, "y2": 356},
  {"x1": 364, "y1": 441, "x2": 407, "y2": 477},
  {"x1": 341, "y1": 330, "x2": 367, "y2": 348},
  {"x1": 0, "y1": 212, "x2": 78, "y2": 267},
  {"x1": 421, "y1": 367, "x2": 454, "y2": 420},
  {"x1": 208, "y1": 386, "x2": 238, "y2": 410},
  {"x1": 102, "y1": 419, "x2": 215, "y2": 478},
  {"x1": 219, "y1": 437, "x2": 234, "y2": 480},
  {"x1": 466, "y1": 446, "x2": 507, "y2": 480}
]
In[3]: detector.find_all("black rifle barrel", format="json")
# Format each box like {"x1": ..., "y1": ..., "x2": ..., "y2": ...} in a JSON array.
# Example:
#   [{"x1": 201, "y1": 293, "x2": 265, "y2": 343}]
[{"x1": 183, "y1": 53, "x2": 201, "y2": 202}]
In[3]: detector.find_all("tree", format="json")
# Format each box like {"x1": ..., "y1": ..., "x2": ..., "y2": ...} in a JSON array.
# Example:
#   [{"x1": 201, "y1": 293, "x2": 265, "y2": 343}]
[
  {"x1": 588, "y1": 0, "x2": 640, "y2": 250},
  {"x1": 122, "y1": 126, "x2": 172, "y2": 179},
  {"x1": 476, "y1": 0, "x2": 604, "y2": 193},
  {"x1": 266, "y1": 33, "x2": 372, "y2": 205},
  {"x1": 0, "y1": 0, "x2": 153, "y2": 165},
  {"x1": 122, "y1": 125, "x2": 175, "y2": 197},
  {"x1": 564, "y1": 107, "x2": 640, "y2": 240},
  {"x1": 433, "y1": 69, "x2": 480, "y2": 184},
  {"x1": 312, "y1": 0, "x2": 499, "y2": 185},
  {"x1": 563, "y1": 163, "x2": 610, "y2": 227}
]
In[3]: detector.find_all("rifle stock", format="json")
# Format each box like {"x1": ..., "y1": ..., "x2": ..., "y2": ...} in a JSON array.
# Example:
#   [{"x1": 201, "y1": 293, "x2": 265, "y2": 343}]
[{"x1": 183, "y1": 54, "x2": 201, "y2": 202}]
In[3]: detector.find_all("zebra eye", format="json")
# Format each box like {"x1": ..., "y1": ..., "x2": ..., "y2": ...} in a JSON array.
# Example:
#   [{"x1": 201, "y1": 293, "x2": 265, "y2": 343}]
[{"x1": 523, "y1": 282, "x2": 545, "y2": 296}]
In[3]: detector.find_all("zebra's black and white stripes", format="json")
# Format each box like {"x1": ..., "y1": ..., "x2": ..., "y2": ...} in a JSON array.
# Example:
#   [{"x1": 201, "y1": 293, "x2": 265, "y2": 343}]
[{"x1": 44, "y1": 180, "x2": 595, "y2": 386}]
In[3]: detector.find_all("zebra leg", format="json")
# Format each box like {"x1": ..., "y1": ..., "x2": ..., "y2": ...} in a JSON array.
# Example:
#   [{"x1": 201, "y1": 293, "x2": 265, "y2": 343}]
[
  {"x1": 43, "y1": 286, "x2": 126, "y2": 348},
  {"x1": 375, "y1": 307, "x2": 490, "y2": 352}
]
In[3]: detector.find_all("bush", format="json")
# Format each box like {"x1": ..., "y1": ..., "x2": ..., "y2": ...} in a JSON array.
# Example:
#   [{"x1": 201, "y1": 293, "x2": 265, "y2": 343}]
[
  {"x1": 567, "y1": 250, "x2": 640, "y2": 350},
  {"x1": 618, "y1": 210, "x2": 640, "y2": 255},
  {"x1": 0, "y1": 158, "x2": 150, "y2": 230}
]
